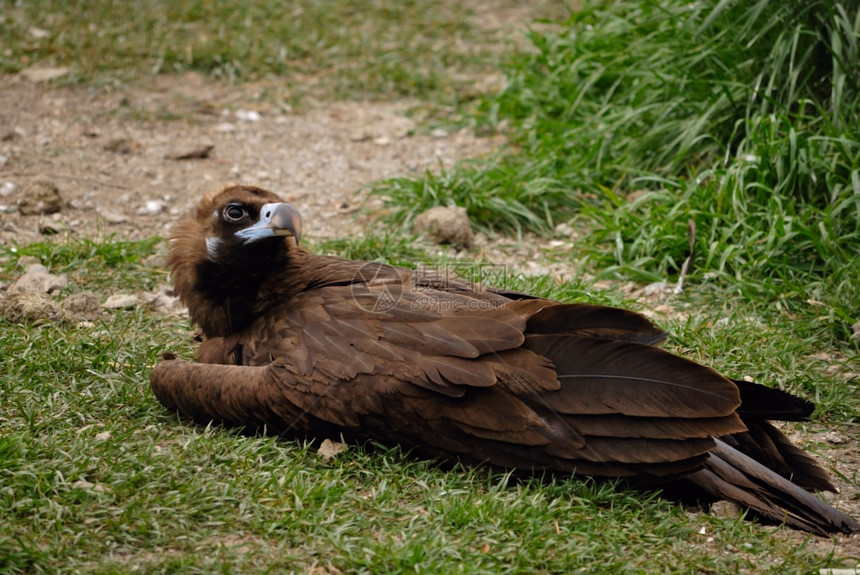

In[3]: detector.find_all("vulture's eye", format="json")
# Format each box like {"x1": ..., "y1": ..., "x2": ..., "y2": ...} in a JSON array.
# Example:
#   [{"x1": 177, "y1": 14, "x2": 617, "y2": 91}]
[{"x1": 223, "y1": 204, "x2": 247, "y2": 223}]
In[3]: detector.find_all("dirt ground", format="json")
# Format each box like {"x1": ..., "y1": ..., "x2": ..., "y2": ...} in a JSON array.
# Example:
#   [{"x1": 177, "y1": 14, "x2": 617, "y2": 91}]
[
  {"x1": 0, "y1": 73, "x2": 508, "y2": 245},
  {"x1": 1, "y1": 73, "x2": 858, "y2": 558}
]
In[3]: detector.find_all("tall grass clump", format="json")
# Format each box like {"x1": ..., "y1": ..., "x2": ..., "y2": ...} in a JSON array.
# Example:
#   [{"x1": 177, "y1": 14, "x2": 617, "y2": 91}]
[{"x1": 375, "y1": 0, "x2": 860, "y2": 286}]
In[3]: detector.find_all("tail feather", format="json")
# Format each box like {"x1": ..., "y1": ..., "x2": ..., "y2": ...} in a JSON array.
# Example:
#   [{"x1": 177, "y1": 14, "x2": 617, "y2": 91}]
[
  {"x1": 731, "y1": 378, "x2": 815, "y2": 421},
  {"x1": 721, "y1": 421, "x2": 838, "y2": 493},
  {"x1": 686, "y1": 439, "x2": 858, "y2": 535}
]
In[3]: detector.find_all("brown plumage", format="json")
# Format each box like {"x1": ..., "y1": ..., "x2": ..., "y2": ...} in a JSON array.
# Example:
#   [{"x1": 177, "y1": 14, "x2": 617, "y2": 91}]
[{"x1": 151, "y1": 185, "x2": 859, "y2": 535}]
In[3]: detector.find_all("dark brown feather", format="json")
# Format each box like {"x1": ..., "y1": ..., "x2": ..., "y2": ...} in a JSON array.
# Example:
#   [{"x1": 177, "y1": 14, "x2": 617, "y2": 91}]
[{"x1": 151, "y1": 186, "x2": 858, "y2": 535}]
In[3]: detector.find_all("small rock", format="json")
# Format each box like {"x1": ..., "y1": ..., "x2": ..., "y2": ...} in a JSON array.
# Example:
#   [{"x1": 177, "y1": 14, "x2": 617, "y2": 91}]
[
  {"x1": 431, "y1": 128, "x2": 448, "y2": 139},
  {"x1": 10, "y1": 263, "x2": 68, "y2": 294},
  {"x1": 1, "y1": 182, "x2": 16, "y2": 197},
  {"x1": 103, "y1": 137, "x2": 133, "y2": 154},
  {"x1": 216, "y1": 122, "x2": 237, "y2": 133},
  {"x1": 137, "y1": 200, "x2": 165, "y2": 216},
  {"x1": 373, "y1": 136, "x2": 391, "y2": 146},
  {"x1": 20, "y1": 66, "x2": 69, "y2": 83},
  {"x1": 38, "y1": 220, "x2": 64, "y2": 235},
  {"x1": 554, "y1": 222, "x2": 577, "y2": 239},
  {"x1": 851, "y1": 320, "x2": 860, "y2": 342},
  {"x1": 95, "y1": 431, "x2": 113, "y2": 441},
  {"x1": 821, "y1": 491, "x2": 837, "y2": 502},
  {"x1": 98, "y1": 209, "x2": 127, "y2": 224},
  {"x1": 71, "y1": 479, "x2": 110, "y2": 493},
  {"x1": 709, "y1": 500, "x2": 741, "y2": 520},
  {"x1": 18, "y1": 179, "x2": 63, "y2": 216},
  {"x1": 17, "y1": 256, "x2": 40, "y2": 268},
  {"x1": 413, "y1": 206, "x2": 474, "y2": 249},
  {"x1": 102, "y1": 294, "x2": 140, "y2": 309},
  {"x1": 235, "y1": 110, "x2": 261, "y2": 122},
  {"x1": 822, "y1": 431, "x2": 849, "y2": 445},
  {"x1": 63, "y1": 291, "x2": 101, "y2": 321},
  {"x1": 641, "y1": 281, "x2": 671, "y2": 297},
  {"x1": 0, "y1": 290, "x2": 64, "y2": 323},
  {"x1": 142, "y1": 287, "x2": 184, "y2": 315},
  {"x1": 317, "y1": 439, "x2": 346, "y2": 461},
  {"x1": 29, "y1": 27, "x2": 50, "y2": 39},
  {"x1": 165, "y1": 144, "x2": 214, "y2": 160}
]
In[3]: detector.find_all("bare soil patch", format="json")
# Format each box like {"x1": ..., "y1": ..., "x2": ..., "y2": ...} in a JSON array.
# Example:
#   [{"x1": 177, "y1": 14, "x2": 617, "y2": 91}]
[{"x1": 0, "y1": 73, "x2": 503, "y2": 245}]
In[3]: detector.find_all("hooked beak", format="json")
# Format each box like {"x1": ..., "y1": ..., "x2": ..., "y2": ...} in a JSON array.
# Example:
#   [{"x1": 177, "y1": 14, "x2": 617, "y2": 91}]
[{"x1": 235, "y1": 202, "x2": 302, "y2": 245}]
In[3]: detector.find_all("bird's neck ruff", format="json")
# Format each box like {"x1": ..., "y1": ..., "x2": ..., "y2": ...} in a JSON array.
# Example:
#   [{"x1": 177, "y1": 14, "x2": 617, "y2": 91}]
[
  {"x1": 196, "y1": 252, "x2": 279, "y2": 336},
  {"x1": 172, "y1": 231, "x2": 307, "y2": 338}
]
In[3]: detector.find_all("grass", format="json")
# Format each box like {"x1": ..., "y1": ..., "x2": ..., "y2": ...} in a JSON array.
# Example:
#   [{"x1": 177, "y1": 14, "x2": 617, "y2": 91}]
[
  {"x1": 0, "y1": 0, "x2": 529, "y2": 107},
  {"x1": 2, "y1": 0, "x2": 859, "y2": 572},
  {"x1": 1, "y1": 236, "x2": 858, "y2": 574},
  {"x1": 372, "y1": 0, "x2": 860, "y2": 289}
]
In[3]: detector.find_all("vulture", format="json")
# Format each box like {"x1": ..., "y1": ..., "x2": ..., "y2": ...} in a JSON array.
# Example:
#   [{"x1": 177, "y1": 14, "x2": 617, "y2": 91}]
[{"x1": 151, "y1": 185, "x2": 859, "y2": 536}]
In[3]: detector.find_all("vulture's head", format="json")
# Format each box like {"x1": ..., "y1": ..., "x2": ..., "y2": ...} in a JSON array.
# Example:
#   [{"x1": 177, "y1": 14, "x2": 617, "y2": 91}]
[
  {"x1": 196, "y1": 185, "x2": 302, "y2": 262},
  {"x1": 168, "y1": 185, "x2": 303, "y2": 336}
]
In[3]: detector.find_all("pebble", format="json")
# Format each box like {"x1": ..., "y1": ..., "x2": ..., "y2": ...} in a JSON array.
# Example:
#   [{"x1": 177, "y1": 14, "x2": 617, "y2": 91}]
[
  {"x1": 0, "y1": 182, "x2": 16, "y2": 197},
  {"x1": 9, "y1": 263, "x2": 68, "y2": 294},
  {"x1": 63, "y1": 291, "x2": 101, "y2": 320},
  {"x1": 102, "y1": 294, "x2": 140, "y2": 309},
  {"x1": 18, "y1": 179, "x2": 63, "y2": 216},
  {"x1": 137, "y1": 200, "x2": 166, "y2": 216},
  {"x1": 709, "y1": 500, "x2": 741, "y2": 519},
  {"x1": 822, "y1": 431, "x2": 849, "y2": 445},
  {"x1": 142, "y1": 287, "x2": 185, "y2": 315},
  {"x1": 554, "y1": 222, "x2": 576, "y2": 238},
  {"x1": 164, "y1": 143, "x2": 214, "y2": 160},
  {"x1": 317, "y1": 438, "x2": 347, "y2": 461},
  {"x1": 0, "y1": 290, "x2": 64, "y2": 323},
  {"x1": 19, "y1": 66, "x2": 70, "y2": 83},
  {"x1": 235, "y1": 110, "x2": 261, "y2": 122},
  {"x1": 413, "y1": 206, "x2": 474, "y2": 249},
  {"x1": 103, "y1": 137, "x2": 134, "y2": 154},
  {"x1": 38, "y1": 220, "x2": 64, "y2": 235},
  {"x1": 98, "y1": 209, "x2": 128, "y2": 224}
]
